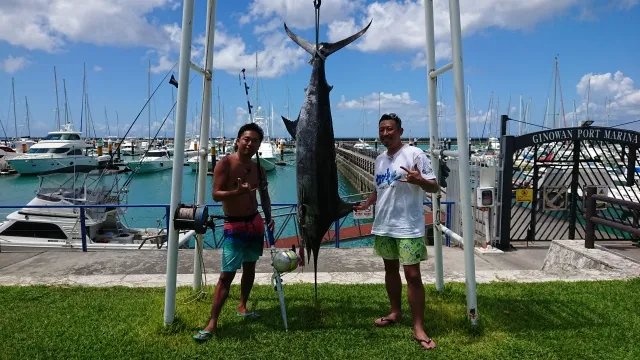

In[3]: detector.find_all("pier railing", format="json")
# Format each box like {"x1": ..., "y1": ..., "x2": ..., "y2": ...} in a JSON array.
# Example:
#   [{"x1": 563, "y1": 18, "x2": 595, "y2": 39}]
[
  {"x1": 584, "y1": 186, "x2": 640, "y2": 248},
  {"x1": 0, "y1": 200, "x2": 455, "y2": 252}
]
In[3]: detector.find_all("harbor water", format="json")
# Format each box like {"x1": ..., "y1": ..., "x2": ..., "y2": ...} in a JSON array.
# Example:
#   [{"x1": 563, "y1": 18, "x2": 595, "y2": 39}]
[{"x1": 0, "y1": 156, "x2": 367, "y2": 248}]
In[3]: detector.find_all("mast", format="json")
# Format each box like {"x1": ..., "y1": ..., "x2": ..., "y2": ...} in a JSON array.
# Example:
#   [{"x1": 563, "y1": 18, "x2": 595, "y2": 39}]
[
  {"x1": 82, "y1": 62, "x2": 86, "y2": 136},
  {"x1": 217, "y1": 86, "x2": 221, "y2": 138},
  {"x1": 25, "y1": 96, "x2": 31, "y2": 137},
  {"x1": 105, "y1": 107, "x2": 110, "y2": 136},
  {"x1": 11, "y1": 77, "x2": 17, "y2": 139},
  {"x1": 63, "y1": 79, "x2": 69, "y2": 124},
  {"x1": 256, "y1": 51, "x2": 260, "y2": 119},
  {"x1": 573, "y1": 100, "x2": 577, "y2": 127},
  {"x1": 54, "y1": 66, "x2": 61, "y2": 129},
  {"x1": 586, "y1": 76, "x2": 591, "y2": 121},
  {"x1": 544, "y1": 98, "x2": 549, "y2": 129},
  {"x1": 148, "y1": 58, "x2": 151, "y2": 142},
  {"x1": 552, "y1": 56, "x2": 557, "y2": 128},
  {"x1": 518, "y1": 94, "x2": 523, "y2": 136},
  {"x1": 116, "y1": 111, "x2": 120, "y2": 138}
]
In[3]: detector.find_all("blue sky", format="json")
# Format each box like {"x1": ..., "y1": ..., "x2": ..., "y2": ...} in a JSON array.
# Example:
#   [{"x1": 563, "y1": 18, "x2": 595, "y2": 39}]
[{"x1": 1, "y1": 0, "x2": 639, "y2": 141}]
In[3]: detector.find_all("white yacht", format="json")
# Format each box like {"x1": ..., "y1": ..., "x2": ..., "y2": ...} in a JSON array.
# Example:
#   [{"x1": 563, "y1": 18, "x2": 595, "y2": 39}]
[
  {"x1": 128, "y1": 149, "x2": 173, "y2": 174},
  {"x1": 251, "y1": 106, "x2": 276, "y2": 172},
  {"x1": 0, "y1": 145, "x2": 17, "y2": 171},
  {"x1": 0, "y1": 173, "x2": 194, "y2": 250},
  {"x1": 6, "y1": 124, "x2": 102, "y2": 175},
  {"x1": 354, "y1": 139, "x2": 374, "y2": 150}
]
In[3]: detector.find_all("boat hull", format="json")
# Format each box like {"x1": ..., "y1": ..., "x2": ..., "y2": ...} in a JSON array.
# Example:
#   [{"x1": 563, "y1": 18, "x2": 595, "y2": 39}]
[{"x1": 7, "y1": 155, "x2": 98, "y2": 175}]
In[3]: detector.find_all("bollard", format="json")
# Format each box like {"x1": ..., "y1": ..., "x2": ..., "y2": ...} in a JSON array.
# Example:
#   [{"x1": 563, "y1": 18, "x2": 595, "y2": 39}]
[{"x1": 80, "y1": 208, "x2": 87, "y2": 252}]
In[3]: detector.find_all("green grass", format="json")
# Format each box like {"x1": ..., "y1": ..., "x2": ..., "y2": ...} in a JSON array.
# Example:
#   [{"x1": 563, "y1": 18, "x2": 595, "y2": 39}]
[{"x1": 1, "y1": 279, "x2": 640, "y2": 359}]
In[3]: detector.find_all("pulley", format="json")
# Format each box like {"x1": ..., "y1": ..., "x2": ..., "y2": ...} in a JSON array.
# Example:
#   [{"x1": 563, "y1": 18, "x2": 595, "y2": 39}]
[{"x1": 173, "y1": 204, "x2": 213, "y2": 234}]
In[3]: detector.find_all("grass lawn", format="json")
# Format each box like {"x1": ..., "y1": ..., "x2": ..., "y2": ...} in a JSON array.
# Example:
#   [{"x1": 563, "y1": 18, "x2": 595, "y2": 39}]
[{"x1": 1, "y1": 279, "x2": 639, "y2": 359}]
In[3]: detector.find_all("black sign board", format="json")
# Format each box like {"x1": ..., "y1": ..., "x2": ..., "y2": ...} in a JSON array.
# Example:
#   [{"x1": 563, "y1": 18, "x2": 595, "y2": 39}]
[{"x1": 512, "y1": 126, "x2": 640, "y2": 150}]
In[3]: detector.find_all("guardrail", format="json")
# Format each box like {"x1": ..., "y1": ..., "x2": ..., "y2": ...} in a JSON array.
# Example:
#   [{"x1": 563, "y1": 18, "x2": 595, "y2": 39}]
[
  {"x1": 0, "y1": 200, "x2": 455, "y2": 252},
  {"x1": 584, "y1": 186, "x2": 640, "y2": 248}
]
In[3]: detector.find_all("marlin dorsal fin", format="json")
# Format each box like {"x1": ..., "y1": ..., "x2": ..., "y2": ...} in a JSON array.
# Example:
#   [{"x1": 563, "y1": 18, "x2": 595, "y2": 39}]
[{"x1": 281, "y1": 116, "x2": 298, "y2": 140}]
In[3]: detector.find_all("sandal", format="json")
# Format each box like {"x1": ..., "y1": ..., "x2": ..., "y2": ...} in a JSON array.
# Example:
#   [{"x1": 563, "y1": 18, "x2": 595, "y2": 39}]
[
  {"x1": 413, "y1": 336, "x2": 437, "y2": 350},
  {"x1": 374, "y1": 316, "x2": 400, "y2": 327},
  {"x1": 193, "y1": 330, "x2": 213, "y2": 342},
  {"x1": 236, "y1": 311, "x2": 260, "y2": 319}
]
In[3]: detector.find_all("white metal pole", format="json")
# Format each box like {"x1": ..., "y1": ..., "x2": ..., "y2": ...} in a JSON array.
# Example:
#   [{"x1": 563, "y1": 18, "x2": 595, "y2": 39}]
[
  {"x1": 424, "y1": 0, "x2": 444, "y2": 292},
  {"x1": 193, "y1": 0, "x2": 217, "y2": 291},
  {"x1": 164, "y1": 0, "x2": 196, "y2": 326},
  {"x1": 448, "y1": 0, "x2": 478, "y2": 324}
]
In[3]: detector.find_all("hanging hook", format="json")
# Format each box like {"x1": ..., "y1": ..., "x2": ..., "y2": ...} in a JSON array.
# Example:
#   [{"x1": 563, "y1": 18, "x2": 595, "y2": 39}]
[{"x1": 314, "y1": 0, "x2": 321, "y2": 9}]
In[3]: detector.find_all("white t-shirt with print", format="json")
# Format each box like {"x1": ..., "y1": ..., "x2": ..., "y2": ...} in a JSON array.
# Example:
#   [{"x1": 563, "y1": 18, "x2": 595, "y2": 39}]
[{"x1": 371, "y1": 144, "x2": 437, "y2": 238}]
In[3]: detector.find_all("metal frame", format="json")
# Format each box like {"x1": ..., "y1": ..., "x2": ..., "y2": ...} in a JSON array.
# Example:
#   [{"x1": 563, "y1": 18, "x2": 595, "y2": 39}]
[
  {"x1": 424, "y1": 0, "x2": 478, "y2": 325},
  {"x1": 499, "y1": 122, "x2": 640, "y2": 249}
]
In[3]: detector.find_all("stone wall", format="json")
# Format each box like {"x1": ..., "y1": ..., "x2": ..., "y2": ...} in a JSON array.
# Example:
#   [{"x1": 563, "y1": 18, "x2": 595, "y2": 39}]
[{"x1": 335, "y1": 147, "x2": 375, "y2": 193}]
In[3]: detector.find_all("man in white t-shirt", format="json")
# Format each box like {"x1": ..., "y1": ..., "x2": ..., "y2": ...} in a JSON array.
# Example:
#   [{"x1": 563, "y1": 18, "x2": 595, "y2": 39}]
[{"x1": 354, "y1": 113, "x2": 439, "y2": 350}]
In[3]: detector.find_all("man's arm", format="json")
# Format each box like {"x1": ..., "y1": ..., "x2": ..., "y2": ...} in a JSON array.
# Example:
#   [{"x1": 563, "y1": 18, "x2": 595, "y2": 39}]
[
  {"x1": 418, "y1": 178, "x2": 440, "y2": 193},
  {"x1": 258, "y1": 166, "x2": 271, "y2": 213},
  {"x1": 354, "y1": 189, "x2": 377, "y2": 210},
  {"x1": 417, "y1": 153, "x2": 440, "y2": 194}
]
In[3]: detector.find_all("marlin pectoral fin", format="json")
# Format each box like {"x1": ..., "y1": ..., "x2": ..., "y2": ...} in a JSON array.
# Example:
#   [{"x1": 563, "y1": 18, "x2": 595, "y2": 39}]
[
  {"x1": 332, "y1": 198, "x2": 355, "y2": 223},
  {"x1": 323, "y1": 19, "x2": 373, "y2": 57},
  {"x1": 284, "y1": 23, "x2": 316, "y2": 55},
  {"x1": 281, "y1": 116, "x2": 298, "y2": 140}
]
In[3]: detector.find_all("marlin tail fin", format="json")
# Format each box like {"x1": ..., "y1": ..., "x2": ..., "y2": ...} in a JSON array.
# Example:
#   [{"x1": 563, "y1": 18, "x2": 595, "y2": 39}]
[{"x1": 283, "y1": 20, "x2": 372, "y2": 59}]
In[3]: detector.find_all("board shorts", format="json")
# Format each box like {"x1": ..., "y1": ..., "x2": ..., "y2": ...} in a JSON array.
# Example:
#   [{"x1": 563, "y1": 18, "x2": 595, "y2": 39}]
[
  {"x1": 221, "y1": 212, "x2": 265, "y2": 272},
  {"x1": 373, "y1": 235, "x2": 428, "y2": 265}
]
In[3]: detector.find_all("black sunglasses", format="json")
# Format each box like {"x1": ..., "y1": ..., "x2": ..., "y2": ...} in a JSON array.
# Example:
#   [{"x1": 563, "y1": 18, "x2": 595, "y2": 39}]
[{"x1": 379, "y1": 113, "x2": 402, "y2": 126}]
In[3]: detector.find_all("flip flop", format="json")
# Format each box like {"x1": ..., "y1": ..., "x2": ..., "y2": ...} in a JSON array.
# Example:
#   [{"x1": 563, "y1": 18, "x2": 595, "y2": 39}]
[
  {"x1": 193, "y1": 330, "x2": 213, "y2": 342},
  {"x1": 374, "y1": 316, "x2": 399, "y2": 327},
  {"x1": 236, "y1": 311, "x2": 260, "y2": 319},
  {"x1": 413, "y1": 336, "x2": 437, "y2": 350}
]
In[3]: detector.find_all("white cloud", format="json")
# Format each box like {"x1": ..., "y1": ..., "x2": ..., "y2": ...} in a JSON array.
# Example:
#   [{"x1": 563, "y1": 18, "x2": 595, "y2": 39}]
[
  {"x1": 326, "y1": 0, "x2": 636, "y2": 67},
  {"x1": 1, "y1": 55, "x2": 30, "y2": 73},
  {"x1": 243, "y1": 0, "x2": 365, "y2": 30},
  {"x1": 565, "y1": 71, "x2": 640, "y2": 123},
  {"x1": 149, "y1": 22, "x2": 307, "y2": 79},
  {"x1": 338, "y1": 91, "x2": 429, "y2": 123},
  {"x1": 0, "y1": 0, "x2": 181, "y2": 53},
  {"x1": 233, "y1": 107, "x2": 249, "y2": 134},
  {"x1": 92, "y1": 65, "x2": 102, "y2": 72}
]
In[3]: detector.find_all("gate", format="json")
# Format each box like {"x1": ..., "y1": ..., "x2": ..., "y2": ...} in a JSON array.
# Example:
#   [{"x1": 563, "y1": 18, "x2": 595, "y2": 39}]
[{"x1": 498, "y1": 121, "x2": 640, "y2": 249}]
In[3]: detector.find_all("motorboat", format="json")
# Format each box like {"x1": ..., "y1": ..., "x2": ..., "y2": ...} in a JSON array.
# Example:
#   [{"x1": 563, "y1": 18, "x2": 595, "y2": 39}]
[
  {"x1": 6, "y1": 124, "x2": 103, "y2": 175},
  {"x1": 127, "y1": 149, "x2": 173, "y2": 174}
]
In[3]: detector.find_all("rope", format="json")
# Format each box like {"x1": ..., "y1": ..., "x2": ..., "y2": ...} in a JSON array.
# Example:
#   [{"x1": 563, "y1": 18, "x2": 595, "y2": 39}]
[{"x1": 314, "y1": 0, "x2": 321, "y2": 49}]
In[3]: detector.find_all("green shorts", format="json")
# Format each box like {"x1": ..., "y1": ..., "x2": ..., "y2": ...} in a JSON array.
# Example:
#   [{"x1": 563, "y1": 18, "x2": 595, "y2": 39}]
[
  {"x1": 221, "y1": 240, "x2": 264, "y2": 272},
  {"x1": 373, "y1": 235, "x2": 428, "y2": 265}
]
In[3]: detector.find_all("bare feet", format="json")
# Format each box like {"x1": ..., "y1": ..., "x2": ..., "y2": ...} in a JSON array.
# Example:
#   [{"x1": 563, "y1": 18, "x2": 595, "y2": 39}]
[
  {"x1": 413, "y1": 330, "x2": 436, "y2": 350},
  {"x1": 374, "y1": 313, "x2": 402, "y2": 327}
]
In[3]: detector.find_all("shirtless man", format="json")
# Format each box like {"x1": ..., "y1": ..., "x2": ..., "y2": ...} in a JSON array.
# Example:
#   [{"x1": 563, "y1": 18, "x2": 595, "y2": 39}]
[{"x1": 194, "y1": 123, "x2": 274, "y2": 341}]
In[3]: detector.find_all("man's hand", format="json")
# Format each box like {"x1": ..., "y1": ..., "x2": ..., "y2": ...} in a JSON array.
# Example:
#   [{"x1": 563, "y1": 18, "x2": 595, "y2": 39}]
[
  {"x1": 399, "y1": 164, "x2": 423, "y2": 185},
  {"x1": 268, "y1": 219, "x2": 275, "y2": 232},
  {"x1": 236, "y1": 177, "x2": 256, "y2": 195},
  {"x1": 353, "y1": 201, "x2": 370, "y2": 211}
]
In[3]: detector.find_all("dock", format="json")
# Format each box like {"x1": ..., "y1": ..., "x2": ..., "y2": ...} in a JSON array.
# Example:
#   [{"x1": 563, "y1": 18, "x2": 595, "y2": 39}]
[{"x1": 1, "y1": 240, "x2": 639, "y2": 288}]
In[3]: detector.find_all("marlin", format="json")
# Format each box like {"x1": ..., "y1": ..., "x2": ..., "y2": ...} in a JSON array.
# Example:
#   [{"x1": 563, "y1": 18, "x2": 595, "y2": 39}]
[{"x1": 282, "y1": 20, "x2": 372, "y2": 298}]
